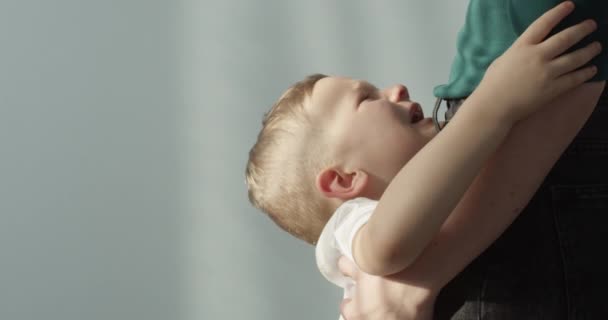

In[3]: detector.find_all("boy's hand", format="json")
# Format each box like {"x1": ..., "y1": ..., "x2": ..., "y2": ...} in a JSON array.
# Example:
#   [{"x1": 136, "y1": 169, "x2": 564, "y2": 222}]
[
  {"x1": 338, "y1": 257, "x2": 436, "y2": 320},
  {"x1": 475, "y1": 1, "x2": 601, "y2": 125}
]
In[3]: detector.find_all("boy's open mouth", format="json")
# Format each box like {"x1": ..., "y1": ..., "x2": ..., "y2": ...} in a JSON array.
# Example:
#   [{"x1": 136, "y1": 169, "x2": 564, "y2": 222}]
[{"x1": 410, "y1": 103, "x2": 424, "y2": 123}]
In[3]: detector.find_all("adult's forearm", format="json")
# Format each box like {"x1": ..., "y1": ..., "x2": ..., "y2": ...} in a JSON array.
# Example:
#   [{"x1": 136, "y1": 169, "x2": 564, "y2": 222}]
[{"x1": 395, "y1": 81, "x2": 605, "y2": 292}]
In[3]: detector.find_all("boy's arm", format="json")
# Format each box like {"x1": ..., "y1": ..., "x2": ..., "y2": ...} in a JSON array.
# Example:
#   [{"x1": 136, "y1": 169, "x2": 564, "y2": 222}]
[
  {"x1": 353, "y1": 91, "x2": 512, "y2": 276},
  {"x1": 402, "y1": 80, "x2": 605, "y2": 290},
  {"x1": 352, "y1": 2, "x2": 601, "y2": 276}
]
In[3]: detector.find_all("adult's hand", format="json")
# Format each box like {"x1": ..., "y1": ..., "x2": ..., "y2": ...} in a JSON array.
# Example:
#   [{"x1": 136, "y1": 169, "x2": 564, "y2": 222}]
[{"x1": 338, "y1": 256, "x2": 436, "y2": 320}]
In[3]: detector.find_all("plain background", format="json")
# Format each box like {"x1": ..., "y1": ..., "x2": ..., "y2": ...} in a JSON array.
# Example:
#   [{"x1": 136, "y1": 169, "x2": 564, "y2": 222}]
[{"x1": 0, "y1": 0, "x2": 468, "y2": 319}]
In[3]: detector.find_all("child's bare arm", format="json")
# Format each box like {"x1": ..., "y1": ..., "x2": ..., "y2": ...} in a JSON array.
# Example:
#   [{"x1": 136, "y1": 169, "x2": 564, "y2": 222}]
[
  {"x1": 352, "y1": 2, "x2": 601, "y2": 276},
  {"x1": 353, "y1": 91, "x2": 512, "y2": 276},
  {"x1": 400, "y1": 80, "x2": 605, "y2": 290},
  {"x1": 407, "y1": 81, "x2": 606, "y2": 289}
]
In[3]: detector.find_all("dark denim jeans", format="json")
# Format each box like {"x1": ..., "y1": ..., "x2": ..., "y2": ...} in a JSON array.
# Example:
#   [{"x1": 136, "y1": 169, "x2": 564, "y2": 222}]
[{"x1": 435, "y1": 87, "x2": 608, "y2": 319}]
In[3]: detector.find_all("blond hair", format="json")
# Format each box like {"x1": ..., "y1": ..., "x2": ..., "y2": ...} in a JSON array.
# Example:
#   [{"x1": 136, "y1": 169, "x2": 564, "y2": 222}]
[{"x1": 245, "y1": 73, "x2": 333, "y2": 245}]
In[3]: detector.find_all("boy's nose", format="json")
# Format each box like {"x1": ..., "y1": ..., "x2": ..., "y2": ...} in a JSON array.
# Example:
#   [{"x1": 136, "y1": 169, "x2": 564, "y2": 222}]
[{"x1": 390, "y1": 84, "x2": 409, "y2": 101}]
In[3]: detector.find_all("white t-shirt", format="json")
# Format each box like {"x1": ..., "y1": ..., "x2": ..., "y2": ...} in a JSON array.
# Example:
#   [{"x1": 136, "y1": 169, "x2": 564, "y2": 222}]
[{"x1": 315, "y1": 197, "x2": 378, "y2": 300}]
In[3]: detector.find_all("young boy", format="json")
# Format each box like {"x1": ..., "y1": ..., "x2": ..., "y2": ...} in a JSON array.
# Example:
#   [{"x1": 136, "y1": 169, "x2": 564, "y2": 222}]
[{"x1": 245, "y1": 2, "x2": 603, "y2": 318}]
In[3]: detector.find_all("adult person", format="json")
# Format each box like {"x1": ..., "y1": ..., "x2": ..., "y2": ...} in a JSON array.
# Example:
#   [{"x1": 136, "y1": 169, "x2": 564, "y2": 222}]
[{"x1": 338, "y1": 0, "x2": 607, "y2": 319}]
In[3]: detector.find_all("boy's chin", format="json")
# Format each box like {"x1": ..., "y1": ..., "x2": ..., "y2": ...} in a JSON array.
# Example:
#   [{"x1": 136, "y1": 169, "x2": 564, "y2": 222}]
[
  {"x1": 414, "y1": 117, "x2": 434, "y2": 126},
  {"x1": 413, "y1": 117, "x2": 439, "y2": 129},
  {"x1": 415, "y1": 117, "x2": 442, "y2": 137}
]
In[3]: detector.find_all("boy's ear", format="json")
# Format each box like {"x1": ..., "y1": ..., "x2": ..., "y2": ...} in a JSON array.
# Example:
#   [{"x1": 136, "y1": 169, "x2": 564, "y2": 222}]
[{"x1": 316, "y1": 167, "x2": 369, "y2": 200}]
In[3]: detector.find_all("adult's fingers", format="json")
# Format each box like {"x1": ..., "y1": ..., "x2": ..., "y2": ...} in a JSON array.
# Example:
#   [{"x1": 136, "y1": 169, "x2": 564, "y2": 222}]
[
  {"x1": 550, "y1": 41, "x2": 602, "y2": 76},
  {"x1": 541, "y1": 19, "x2": 598, "y2": 59},
  {"x1": 338, "y1": 256, "x2": 359, "y2": 280},
  {"x1": 339, "y1": 298, "x2": 353, "y2": 320},
  {"x1": 517, "y1": 1, "x2": 575, "y2": 45}
]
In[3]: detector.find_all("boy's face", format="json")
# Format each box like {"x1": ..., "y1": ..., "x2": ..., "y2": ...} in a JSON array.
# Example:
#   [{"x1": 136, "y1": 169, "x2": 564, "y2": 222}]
[{"x1": 308, "y1": 76, "x2": 439, "y2": 194}]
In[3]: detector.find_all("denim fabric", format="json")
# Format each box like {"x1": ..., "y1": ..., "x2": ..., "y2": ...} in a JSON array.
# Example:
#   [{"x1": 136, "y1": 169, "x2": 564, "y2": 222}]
[{"x1": 435, "y1": 87, "x2": 608, "y2": 319}]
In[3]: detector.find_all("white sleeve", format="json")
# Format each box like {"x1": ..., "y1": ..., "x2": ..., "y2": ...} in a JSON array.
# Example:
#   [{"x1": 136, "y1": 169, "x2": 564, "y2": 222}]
[{"x1": 315, "y1": 197, "x2": 377, "y2": 292}]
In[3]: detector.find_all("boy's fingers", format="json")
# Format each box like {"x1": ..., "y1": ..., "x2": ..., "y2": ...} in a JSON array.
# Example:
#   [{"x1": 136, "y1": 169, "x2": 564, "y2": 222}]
[
  {"x1": 338, "y1": 256, "x2": 359, "y2": 280},
  {"x1": 518, "y1": 1, "x2": 575, "y2": 45},
  {"x1": 541, "y1": 19, "x2": 598, "y2": 58},
  {"x1": 555, "y1": 65, "x2": 598, "y2": 93},
  {"x1": 550, "y1": 41, "x2": 602, "y2": 76}
]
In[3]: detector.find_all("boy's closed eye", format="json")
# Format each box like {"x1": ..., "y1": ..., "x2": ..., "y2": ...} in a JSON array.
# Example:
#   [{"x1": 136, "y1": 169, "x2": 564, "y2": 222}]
[{"x1": 356, "y1": 82, "x2": 379, "y2": 105}]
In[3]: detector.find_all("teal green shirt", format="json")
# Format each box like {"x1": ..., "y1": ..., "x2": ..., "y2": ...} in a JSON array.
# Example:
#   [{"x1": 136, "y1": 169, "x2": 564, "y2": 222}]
[{"x1": 434, "y1": 0, "x2": 607, "y2": 99}]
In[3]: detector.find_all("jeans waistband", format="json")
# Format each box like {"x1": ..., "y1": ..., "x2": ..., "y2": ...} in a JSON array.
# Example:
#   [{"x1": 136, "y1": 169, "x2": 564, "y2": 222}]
[
  {"x1": 434, "y1": 85, "x2": 608, "y2": 137},
  {"x1": 432, "y1": 97, "x2": 466, "y2": 131}
]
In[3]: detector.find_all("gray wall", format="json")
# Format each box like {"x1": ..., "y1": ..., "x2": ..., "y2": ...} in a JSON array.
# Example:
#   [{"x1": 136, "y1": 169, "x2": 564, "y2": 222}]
[{"x1": 1, "y1": 0, "x2": 468, "y2": 319}]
